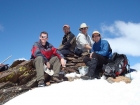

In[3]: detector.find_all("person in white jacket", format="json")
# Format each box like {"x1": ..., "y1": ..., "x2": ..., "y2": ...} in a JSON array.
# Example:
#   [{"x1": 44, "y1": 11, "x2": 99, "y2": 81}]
[{"x1": 75, "y1": 23, "x2": 93, "y2": 56}]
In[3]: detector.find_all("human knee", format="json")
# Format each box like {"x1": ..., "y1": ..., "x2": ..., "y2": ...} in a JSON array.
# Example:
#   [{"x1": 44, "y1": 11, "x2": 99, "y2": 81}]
[
  {"x1": 83, "y1": 56, "x2": 90, "y2": 64},
  {"x1": 35, "y1": 56, "x2": 44, "y2": 62},
  {"x1": 92, "y1": 53, "x2": 98, "y2": 59},
  {"x1": 53, "y1": 56, "x2": 60, "y2": 61}
]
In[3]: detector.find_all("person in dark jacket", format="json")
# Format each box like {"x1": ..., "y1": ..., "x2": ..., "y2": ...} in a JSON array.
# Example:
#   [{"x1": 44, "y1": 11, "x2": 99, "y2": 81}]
[
  {"x1": 58, "y1": 25, "x2": 76, "y2": 57},
  {"x1": 81, "y1": 31, "x2": 112, "y2": 80},
  {"x1": 31, "y1": 31, "x2": 66, "y2": 87}
]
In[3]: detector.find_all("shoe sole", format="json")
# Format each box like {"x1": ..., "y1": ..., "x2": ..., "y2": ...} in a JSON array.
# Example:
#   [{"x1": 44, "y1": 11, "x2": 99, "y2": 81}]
[
  {"x1": 81, "y1": 77, "x2": 94, "y2": 80},
  {"x1": 38, "y1": 85, "x2": 45, "y2": 87}
]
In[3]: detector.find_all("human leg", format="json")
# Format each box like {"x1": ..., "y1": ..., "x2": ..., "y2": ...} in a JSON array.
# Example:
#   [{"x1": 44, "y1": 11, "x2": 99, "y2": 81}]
[{"x1": 33, "y1": 56, "x2": 45, "y2": 87}]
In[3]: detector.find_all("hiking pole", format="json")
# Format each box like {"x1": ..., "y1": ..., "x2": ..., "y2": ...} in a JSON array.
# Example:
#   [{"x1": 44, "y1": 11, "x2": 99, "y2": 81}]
[
  {"x1": 0, "y1": 55, "x2": 12, "y2": 64},
  {"x1": 128, "y1": 64, "x2": 131, "y2": 80},
  {"x1": 127, "y1": 59, "x2": 132, "y2": 80}
]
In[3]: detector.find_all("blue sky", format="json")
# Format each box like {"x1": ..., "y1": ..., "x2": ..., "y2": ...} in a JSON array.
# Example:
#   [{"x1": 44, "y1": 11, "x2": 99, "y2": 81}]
[{"x1": 0, "y1": 0, "x2": 140, "y2": 69}]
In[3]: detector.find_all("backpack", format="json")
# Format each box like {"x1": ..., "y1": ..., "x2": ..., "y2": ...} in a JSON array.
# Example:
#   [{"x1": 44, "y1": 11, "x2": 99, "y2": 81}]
[
  {"x1": 0, "y1": 64, "x2": 9, "y2": 72},
  {"x1": 102, "y1": 52, "x2": 130, "y2": 78}
]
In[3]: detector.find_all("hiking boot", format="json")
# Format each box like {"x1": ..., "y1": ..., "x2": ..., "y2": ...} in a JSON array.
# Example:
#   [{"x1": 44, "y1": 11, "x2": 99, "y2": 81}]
[
  {"x1": 95, "y1": 75, "x2": 101, "y2": 79},
  {"x1": 84, "y1": 58, "x2": 98, "y2": 77},
  {"x1": 63, "y1": 77, "x2": 68, "y2": 81},
  {"x1": 81, "y1": 75, "x2": 95, "y2": 80},
  {"x1": 38, "y1": 80, "x2": 45, "y2": 87},
  {"x1": 52, "y1": 76, "x2": 63, "y2": 83},
  {"x1": 81, "y1": 57, "x2": 98, "y2": 80}
]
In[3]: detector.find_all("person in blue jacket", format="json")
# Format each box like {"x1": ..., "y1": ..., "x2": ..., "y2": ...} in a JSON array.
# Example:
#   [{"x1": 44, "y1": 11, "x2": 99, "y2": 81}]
[{"x1": 81, "y1": 31, "x2": 112, "y2": 80}]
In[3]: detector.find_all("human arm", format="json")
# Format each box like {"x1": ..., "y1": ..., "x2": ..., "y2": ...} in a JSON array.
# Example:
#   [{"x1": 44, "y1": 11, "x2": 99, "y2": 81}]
[
  {"x1": 60, "y1": 58, "x2": 66, "y2": 67},
  {"x1": 62, "y1": 33, "x2": 76, "y2": 49},
  {"x1": 77, "y1": 34, "x2": 92, "y2": 50},
  {"x1": 95, "y1": 41, "x2": 109, "y2": 56},
  {"x1": 51, "y1": 45, "x2": 66, "y2": 67},
  {"x1": 85, "y1": 44, "x2": 92, "y2": 50}
]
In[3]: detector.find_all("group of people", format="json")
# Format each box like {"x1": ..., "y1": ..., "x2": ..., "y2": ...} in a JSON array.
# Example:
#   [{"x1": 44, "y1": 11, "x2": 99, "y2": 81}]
[{"x1": 31, "y1": 23, "x2": 112, "y2": 87}]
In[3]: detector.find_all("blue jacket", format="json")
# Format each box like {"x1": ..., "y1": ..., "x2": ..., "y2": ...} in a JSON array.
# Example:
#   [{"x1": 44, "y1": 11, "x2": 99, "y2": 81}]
[{"x1": 91, "y1": 39, "x2": 112, "y2": 58}]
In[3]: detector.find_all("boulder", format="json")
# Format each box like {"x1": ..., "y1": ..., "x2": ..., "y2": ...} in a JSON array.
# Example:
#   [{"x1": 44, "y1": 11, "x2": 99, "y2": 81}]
[
  {"x1": 0, "y1": 54, "x2": 88, "y2": 104},
  {"x1": 75, "y1": 63, "x2": 86, "y2": 67},
  {"x1": 10, "y1": 60, "x2": 25, "y2": 68},
  {"x1": 18, "y1": 70, "x2": 36, "y2": 85},
  {"x1": 0, "y1": 81, "x2": 16, "y2": 90},
  {"x1": 81, "y1": 52, "x2": 89, "y2": 56},
  {"x1": 65, "y1": 57, "x2": 76, "y2": 61},
  {"x1": 0, "y1": 85, "x2": 30, "y2": 104},
  {"x1": 66, "y1": 63, "x2": 76, "y2": 66},
  {"x1": 64, "y1": 67, "x2": 77, "y2": 73},
  {"x1": 107, "y1": 76, "x2": 131, "y2": 84},
  {"x1": 0, "y1": 60, "x2": 34, "y2": 83},
  {"x1": 72, "y1": 59, "x2": 83, "y2": 63}
]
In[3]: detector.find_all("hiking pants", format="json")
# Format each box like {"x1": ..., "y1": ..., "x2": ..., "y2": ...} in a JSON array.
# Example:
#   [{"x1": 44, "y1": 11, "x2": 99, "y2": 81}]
[
  {"x1": 83, "y1": 53, "x2": 108, "y2": 75},
  {"x1": 33, "y1": 56, "x2": 61, "y2": 81}
]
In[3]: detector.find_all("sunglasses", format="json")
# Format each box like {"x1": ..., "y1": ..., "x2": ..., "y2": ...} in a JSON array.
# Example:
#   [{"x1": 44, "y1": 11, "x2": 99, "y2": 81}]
[
  {"x1": 81, "y1": 28, "x2": 87, "y2": 30},
  {"x1": 41, "y1": 36, "x2": 47, "y2": 39}
]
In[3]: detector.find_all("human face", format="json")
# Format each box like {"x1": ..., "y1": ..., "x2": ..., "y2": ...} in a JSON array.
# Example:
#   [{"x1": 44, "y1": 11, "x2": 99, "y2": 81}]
[
  {"x1": 63, "y1": 27, "x2": 70, "y2": 34},
  {"x1": 39, "y1": 33, "x2": 48, "y2": 44},
  {"x1": 92, "y1": 33, "x2": 101, "y2": 42},
  {"x1": 81, "y1": 27, "x2": 88, "y2": 35}
]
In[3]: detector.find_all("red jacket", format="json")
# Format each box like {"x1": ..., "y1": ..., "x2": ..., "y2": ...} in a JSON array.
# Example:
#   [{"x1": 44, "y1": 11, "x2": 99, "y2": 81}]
[{"x1": 31, "y1": 41, "x2": 64, "y2": 62}]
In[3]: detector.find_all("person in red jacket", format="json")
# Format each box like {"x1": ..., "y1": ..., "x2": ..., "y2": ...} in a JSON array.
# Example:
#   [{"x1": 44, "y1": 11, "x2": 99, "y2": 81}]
[{"x1": 31, "y1": 31, "x2": 66, "y2": 87}]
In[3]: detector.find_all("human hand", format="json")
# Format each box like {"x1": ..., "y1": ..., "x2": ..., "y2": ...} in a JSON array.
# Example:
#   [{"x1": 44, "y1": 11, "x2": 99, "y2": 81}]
[
  {"x1": 61, "y1": 58, "x2": 66, "y2": 67},
  {"x1": 90, "y1": 52, "x2": 93, "y2": 59},
  {"x1": 46, "y1": 62, "x2": 50, "y2": 69},
  {"x1": 85, "y1": 44, "x2": 92, "y2": 50}
]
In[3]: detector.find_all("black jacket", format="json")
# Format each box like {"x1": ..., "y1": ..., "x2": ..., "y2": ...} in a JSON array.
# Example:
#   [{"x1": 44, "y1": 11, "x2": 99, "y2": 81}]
[{"x1": 58, "y1": 32, "x2": 76, "y2": 52}]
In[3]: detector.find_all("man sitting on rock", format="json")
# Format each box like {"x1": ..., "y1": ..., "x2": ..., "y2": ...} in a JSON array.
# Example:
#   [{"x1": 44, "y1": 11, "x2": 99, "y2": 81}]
[
  {"x1": 81, "y1": 31, "x2": 112, "y2": 80},
  {"x1": 31, "y1": 31, "x2": 66, "y2": 87},
  {"x1": 58, "y1": 25, "x2": 76, "y2": 57},
  {"x1": 75, "y1": 23, "x2": 93, "y2": 56}
]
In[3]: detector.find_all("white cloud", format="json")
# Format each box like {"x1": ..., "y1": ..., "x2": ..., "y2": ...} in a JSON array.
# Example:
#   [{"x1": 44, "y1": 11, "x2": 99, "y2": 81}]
[
  {"x1": 14, "y1": 58, "x2": 27, "y2": 61},
  {"x1": 131, "y1": 63, "x2": 140, "y2": 70},
  {"x1": 101, "y1": 21, "x2": 140, "y2": 56},
  {"x1": 0, "y1": 24, "x2": 4, "y2": 32}
]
